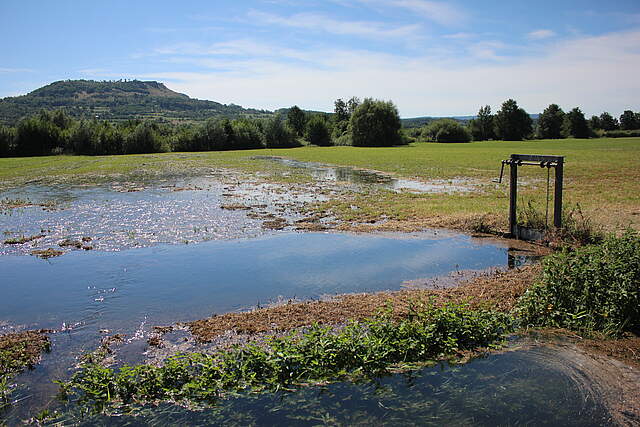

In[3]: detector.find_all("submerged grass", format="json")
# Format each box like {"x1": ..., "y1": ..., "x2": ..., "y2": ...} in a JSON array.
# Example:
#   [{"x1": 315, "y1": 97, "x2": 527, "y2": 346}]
[
  {"x1": 0, "y1": 331, "x2": 50, "y2": 405},
  {"x1": 58, "y1": 302, "x2": 513, "y2": 410}
]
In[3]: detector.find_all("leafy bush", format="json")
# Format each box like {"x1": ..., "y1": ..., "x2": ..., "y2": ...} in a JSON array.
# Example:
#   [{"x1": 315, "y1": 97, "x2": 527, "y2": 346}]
[
  {"x1": 517, "y1": 230, "x2": 640, "y2": 335},
  {"x1": 262, "y1": 115, "x2": 299, "y2": 148},
  {"x1": 305, "y1": 115, "x2": 332, "y2": 146},
  {"x1": 230, "y1": 119, "x2": 264, "y2": 149},
  {"x1": 59, "y1": 303, "x2": 512, "y2": 408},
  {"x1": 422, "y1": 119, "x2": 470, "y2": 143},
  {"x1": 350, "y1": 99, "x2": 403, "y2": 147},
  {"x1": 69, "y1": 121, "x2": 98, "y2": 155},
  {"x1": 0, "y1": 125, "x2": 14, "y2": 157},
  {"x1": 14, "y1": 115, "x2": 65, "y2": 156},
  {"x1": 123, "y1": 122, "x2": 167, "y2": 154},
  {"x1": 603, "y1": 129, "x2": 640, "y2": 138}
]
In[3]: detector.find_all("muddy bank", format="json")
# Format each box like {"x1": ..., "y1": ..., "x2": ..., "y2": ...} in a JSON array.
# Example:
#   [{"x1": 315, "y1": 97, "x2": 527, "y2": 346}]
[{"x1": 187, "y1": 265, "x2": 540, "y2": 342}]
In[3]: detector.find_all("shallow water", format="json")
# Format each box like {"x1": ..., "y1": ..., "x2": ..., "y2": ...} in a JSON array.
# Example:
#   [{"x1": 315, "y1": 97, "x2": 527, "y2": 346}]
[
  {"x1": 0, "y1": 176, "x2": 611, "y2": 425},
  {"x1": 52, "y1": 344, "x2": 613, "y2": 426},
  {"x1": 0, "y1": 178, "x2": 324, "y2": 255},
  {"x1": 253, "y1": 156, "x2": 477, "y2": 193}
]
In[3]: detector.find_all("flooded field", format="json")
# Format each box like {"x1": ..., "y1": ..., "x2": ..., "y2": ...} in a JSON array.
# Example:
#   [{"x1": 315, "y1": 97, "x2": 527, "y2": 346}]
[
  {"x1": 253, "y1": 156, "x2": 478, "y2": 193},
  {"x1": 0, "y1": 168, "x2": 631, "y2": 424}
]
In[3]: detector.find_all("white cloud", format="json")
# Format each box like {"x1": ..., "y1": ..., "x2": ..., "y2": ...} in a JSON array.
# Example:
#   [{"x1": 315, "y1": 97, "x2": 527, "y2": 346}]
[
  {"x1": 357, "y1": 0, "x2": 467, "y2": 26},
  {"x1": 141, "y1": 29, "x2": 640, "y2": 117},
  {"x1": 247, "y1": 10, "x2": 423, "y2": 40},
  {"x1": 527, "y1": 29, "x2": 556, "y2": 40}
]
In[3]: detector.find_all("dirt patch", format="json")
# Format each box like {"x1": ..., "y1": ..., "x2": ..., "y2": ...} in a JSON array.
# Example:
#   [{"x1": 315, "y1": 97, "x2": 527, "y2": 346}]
[
  {"x1": 188, "y1": 265, "x2": 540, "y2": 342},
  {"x1": 262, "y1": 218, "x2": 288, "y2": 230},
  {"x1": 0, "y1": 330, "x2": 51, "y2": 379},
  {"x1": 337, "y1": 213, "x2": 508, "y2": 235},
  {"x1": 30, "y1": 248, "x2": 64, "y2": 259},
  {"x1": 58, "y1": 239, "x2": 83, "y2": 249},
  {"x1": 3, "y1": 234, "x2": 45, "y2": 245},
  {"x1": 578, "y1": 333, "x2": 640, "y2": 369},
  {"x1": 220, "y1": 204, "x2": 251, "y2": 211}
]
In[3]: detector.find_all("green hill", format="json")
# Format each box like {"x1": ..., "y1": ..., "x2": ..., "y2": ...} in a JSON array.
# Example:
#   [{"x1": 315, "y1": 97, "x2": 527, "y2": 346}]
[{"x1": 0, "y1": 80, "x2": 272, "y2": 125}]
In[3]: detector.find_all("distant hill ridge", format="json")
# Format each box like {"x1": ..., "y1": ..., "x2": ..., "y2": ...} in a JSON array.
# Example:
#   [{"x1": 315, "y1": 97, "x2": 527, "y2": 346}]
[
  {"x1": 0, "y1": 79, "x2": 522, "y2": 127},
  {"x1": 0, "y1": 79, "x2": 271, "y2": 125}
]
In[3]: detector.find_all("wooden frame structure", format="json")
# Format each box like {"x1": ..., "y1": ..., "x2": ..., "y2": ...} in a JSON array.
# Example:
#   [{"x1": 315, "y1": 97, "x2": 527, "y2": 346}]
[{"x1": 497, "y1": 154, "x2": 564, "y2": 239}]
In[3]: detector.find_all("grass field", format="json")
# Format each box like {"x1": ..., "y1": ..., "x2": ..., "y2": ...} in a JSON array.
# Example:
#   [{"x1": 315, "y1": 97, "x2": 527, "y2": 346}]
[{"x1": 1, "y1": 137, "x2": 638, "y2": 231}]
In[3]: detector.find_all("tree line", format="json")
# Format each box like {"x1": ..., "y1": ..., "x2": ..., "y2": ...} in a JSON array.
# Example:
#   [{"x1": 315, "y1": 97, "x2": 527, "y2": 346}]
[
  {"x1": 418, "y1": 99, "x2": 640, "y2": 143},
  {"x1": 1, "y1": 97, "x2": 638, "y2": 157},
  {"x1": 0, "y1": 98, "x2": 406, "y2": 157}
]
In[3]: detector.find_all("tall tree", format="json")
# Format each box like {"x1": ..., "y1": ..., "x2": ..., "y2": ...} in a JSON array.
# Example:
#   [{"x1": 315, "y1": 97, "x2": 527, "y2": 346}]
[
  {"x1": 563, "y1": 107, "x2": 590, "y2": 138},
  {"x1": 494, "y1": 99, "x2": 532, "y2": 141},
  {"x1": 589, "y1": 115, "x2": 601, "y2": 130},
  {"x1": 536, "y1": 104, "x2": 565, "y2": 139},
  {"x1": 619, "y1": 110, "x2": 639, "y2": 130},
  {"x1": 286, "y1": 105, "x2": 307, "y2": 137},
  {"x1": 346, "y1": 97, "x2": 361, "y2": 115},
  {"x1": 334, "y1": 99, "x2": 349, "y2": 122},
  {"x1": 598, "y1": 112, "x2": 618, "y2": 131},
  {"x1": 469, "y1": 105, "x2": 494, "y2": 141},
  {"x1": 350, "y1": 98, "x2": 402, "y2": 147},
  {"x1": 305, "y1": 115, "x2": 332, "y2": 146}
]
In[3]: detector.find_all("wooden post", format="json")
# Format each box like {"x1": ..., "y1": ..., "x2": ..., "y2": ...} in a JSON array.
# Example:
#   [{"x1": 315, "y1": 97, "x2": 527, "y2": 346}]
[
  {"x1": 554, "y1": 158, "x2": 563, "y2": 229},
  {"x1": 509, "y1": 159, "x2": 518, "y2": 237}
]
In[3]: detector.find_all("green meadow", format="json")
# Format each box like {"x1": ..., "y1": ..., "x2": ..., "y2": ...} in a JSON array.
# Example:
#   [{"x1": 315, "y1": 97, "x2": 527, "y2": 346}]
[{"x1": 1, "y1": 137, "x2": 639, "y2": 231}]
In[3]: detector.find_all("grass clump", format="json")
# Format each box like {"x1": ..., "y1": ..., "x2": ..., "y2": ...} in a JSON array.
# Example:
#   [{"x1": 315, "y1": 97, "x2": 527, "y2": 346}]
[
  {"x1": 58, "y1": 302, "x2": 513, "y2": 409},
  {"x1": 517, "y1": 230, "x2": 640, "y2": 336},
  {"x1": 0, "y1": 331, "x2": 50, "y2": 405}
]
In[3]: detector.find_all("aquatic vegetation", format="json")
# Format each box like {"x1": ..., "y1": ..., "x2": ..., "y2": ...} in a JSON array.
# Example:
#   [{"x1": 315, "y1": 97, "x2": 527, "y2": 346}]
[
  {"x1": 2, "y1": 234, "x2": 44, "y2": 245},
  {"x1": 29, "y1": 248, "x2": 64, "y2": 259},
  {"x1": 58, "y1": 303, "x2": 513, "y2": 409},
  {"x1": 0, "y1": 331, "x2": 50, "y2": 404},
  {"x1": 517, "y1": 230, "x2": 640, "y2": 336}
]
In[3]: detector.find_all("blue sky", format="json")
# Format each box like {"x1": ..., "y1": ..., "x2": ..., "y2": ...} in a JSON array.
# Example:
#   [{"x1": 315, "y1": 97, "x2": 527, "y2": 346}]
[{"x1": 1, "y1": 0, "x2": 639, "y2": 117}]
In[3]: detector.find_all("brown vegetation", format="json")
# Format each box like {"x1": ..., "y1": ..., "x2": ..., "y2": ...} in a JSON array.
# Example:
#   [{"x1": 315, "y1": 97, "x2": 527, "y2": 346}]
[{"x1": 188, "y1": 265, "x2": 540, "y2": 342}]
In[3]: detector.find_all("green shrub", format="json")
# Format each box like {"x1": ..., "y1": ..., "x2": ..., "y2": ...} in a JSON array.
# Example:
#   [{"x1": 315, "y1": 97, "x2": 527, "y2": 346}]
[
  {"x1": 230, "y1": 119, "x2": 264, "y2": 149},
  {"x1": 517, "y1": 230, "x2": 640, "y2": 335},
  {"x1": 422, "y1": 119, "x2": 470, "y2": 143},
  {"x1": 305, "y1": 115, "x2": 332, "y2": 146},
  {"x1": 0, "y1": 125, "x2": 14, "y2": 157},
  {"x1": 262, "y1": 115, "x2": 299, "y2": 148},
  {"x1": 123, "y1": 122, "x2": 167, "y2": 154},
  {"x1": 350, "y1": 99, "x2": 403, "y2": 147},
  {"x1": 59, "y1": 303, "x2": 512, "y2": 408},
  {"x1": 602, "y1": 129, "x2": 640, "y2": 138}
]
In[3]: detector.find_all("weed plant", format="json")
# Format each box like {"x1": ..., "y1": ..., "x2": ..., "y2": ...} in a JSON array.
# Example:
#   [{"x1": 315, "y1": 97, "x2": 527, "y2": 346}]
[
  {"x1": 517, "y1": 230, "x2": 640, "y2": 336},
  {"x1": 58, "y1": 302, "x2": 513, "y2": 409}
]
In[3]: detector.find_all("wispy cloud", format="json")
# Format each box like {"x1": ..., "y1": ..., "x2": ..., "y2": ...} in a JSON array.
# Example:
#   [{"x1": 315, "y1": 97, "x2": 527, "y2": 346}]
[
  {"x1": 143, "y1": 29, "x2": 640, "y2": 117},
  {"x1": 527, "y1": 29, "x2": 556, "y2": 40},
  {"x1": 356, "y1": 0, "x2": 467, "y2": 27},
  {"x1": 442, "y1": 32, "x2": 475, "y2": 40},
  {"x1": 247, "y1": 10, "x2": 423, "y2": 40}
]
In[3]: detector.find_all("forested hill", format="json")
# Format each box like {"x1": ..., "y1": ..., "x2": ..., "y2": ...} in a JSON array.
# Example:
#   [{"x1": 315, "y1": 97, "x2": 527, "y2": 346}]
[{"x1": 0, "y1": 80, "x2": 272, "y2": 125}]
